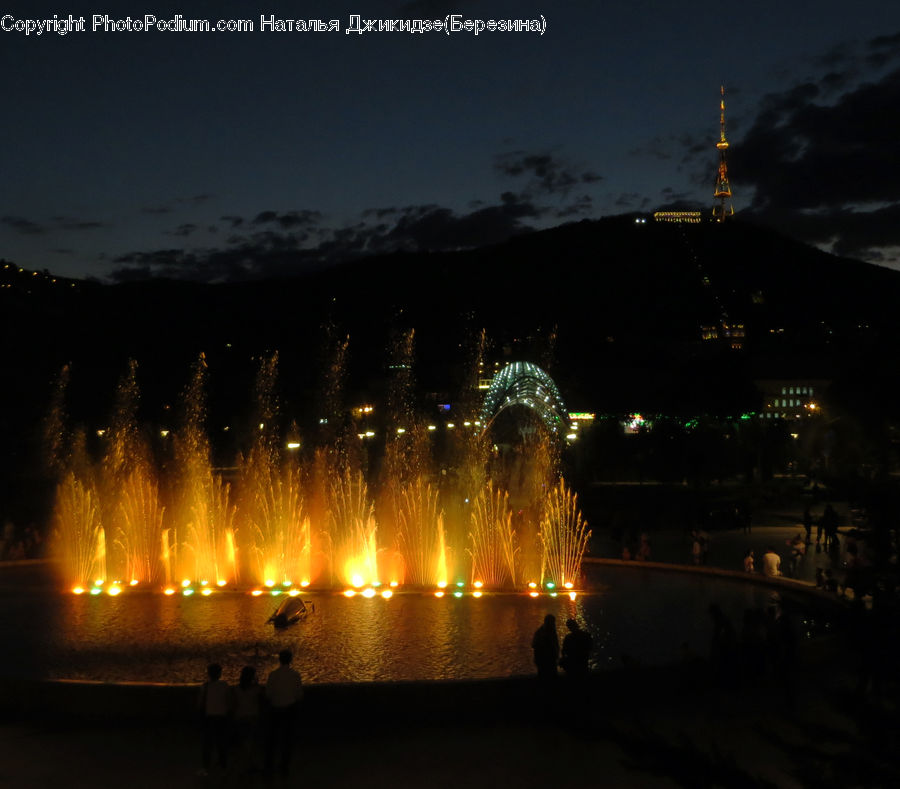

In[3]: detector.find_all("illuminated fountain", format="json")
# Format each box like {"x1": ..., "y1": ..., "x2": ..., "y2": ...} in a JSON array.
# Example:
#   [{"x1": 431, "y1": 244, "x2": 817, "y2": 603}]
[{"x1": 49, "y1": 354, "x2": 591, "y2": 595}]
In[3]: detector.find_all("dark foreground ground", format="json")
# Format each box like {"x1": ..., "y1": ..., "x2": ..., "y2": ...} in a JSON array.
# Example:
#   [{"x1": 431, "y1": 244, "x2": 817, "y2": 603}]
[
  {"x1": 1, "y1": 510, "x2": 898, "y2": 788},
  {"x1": 1, "y1": 647, "x2": 898, "y2": 789}
]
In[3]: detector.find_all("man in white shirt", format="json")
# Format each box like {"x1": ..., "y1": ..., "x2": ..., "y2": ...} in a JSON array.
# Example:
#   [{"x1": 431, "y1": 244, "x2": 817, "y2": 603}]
[
  {"x1": 265, "y1": 649, "x2": 304, "y2": 777},
  {"x1": 762, "y1": 546, "x2": 781, "y2": 577}
]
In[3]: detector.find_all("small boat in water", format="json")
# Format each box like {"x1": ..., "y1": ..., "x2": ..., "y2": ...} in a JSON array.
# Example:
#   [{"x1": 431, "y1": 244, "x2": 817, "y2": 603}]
[{"x1": 267, "y1": 596, "x2": 314, "y2": 628}]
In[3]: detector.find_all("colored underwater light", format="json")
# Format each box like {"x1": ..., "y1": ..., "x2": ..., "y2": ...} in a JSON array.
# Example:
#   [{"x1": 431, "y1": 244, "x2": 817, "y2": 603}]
[
  {"x1": 201, "y1": 588, "x2": 213, "y2": 596},
  {"x1": 473, "y1": 581, "x2": 483, "y2": 589},
  {"x1": 288, "y1": 589, "x2": 300, "y2": 597},
  {"x1": 568, "y1": 592, "x2": 577, "y2": 601},
  {"x1": 251, "y1": 589, "x2": 263, "y2": 597},
  {"x1": 529, "y1": 591, "x2": 539, "y2": 598},
  {"x1": 107, "y1": 585, "x2": 121, "y2": 596},
  {"x1": 472, "y1": 590, "x2": 483, "y2": 598},
  {"x1": 216, "y1": 580, "x2": 226, "y2": 587},
  {"x1": 181, "y1": 579, "x2": 191, "y2": 588},
  {"x1": 362, "y1": 588, "x2": 376, "y2": 598},
  {"x1": 90, "y1": 587, "x2": 102, "y2": 596},
  {"x1": 343, "y1": 589, "x2": 356, "y2": 598},
  {"x1": 528, "y1": 582, "x2": 537, "y2": 589},
  {"x1": 129, "y1": 579, "x2": 138, "y2": 586},
  {"x1": 72, "y1": 586, "x2": 84, "y2": 595},
  {"x1": 434, "y1": 591, "x2": 444, "y2": 598},
  {"x1": 381, "y1": 589, "x2": 393, "y2": 599},
  {"x1": 164, "y1": 588, "x2": 176, "y2": 596},
  {"x1": 183, "y1": 588, "x2": 194, "y2": 596},
  {"x1": 453, "y1": 591, "x2": 463, "y2": 598},
  {"x1": 564, "y1": 582, "x2": 573, "y2": 589},
  {"x1": 545, "y1": 582, "x2": 556, "y2": 590}
]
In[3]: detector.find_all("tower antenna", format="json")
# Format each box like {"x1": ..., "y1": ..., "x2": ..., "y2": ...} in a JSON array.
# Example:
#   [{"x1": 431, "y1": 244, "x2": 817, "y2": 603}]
[{"x1": 712, "y1": 85, "x2": 734, "y2": 222}]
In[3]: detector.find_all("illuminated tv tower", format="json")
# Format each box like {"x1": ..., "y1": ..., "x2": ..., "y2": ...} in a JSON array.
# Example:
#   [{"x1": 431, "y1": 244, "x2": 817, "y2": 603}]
[{"x1": 712, "y1": 85, "x2": 734, "y2": 222}]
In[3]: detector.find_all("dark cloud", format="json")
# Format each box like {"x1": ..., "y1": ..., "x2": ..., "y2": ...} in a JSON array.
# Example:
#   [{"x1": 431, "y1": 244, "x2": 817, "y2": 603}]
[
  {"x1": 110, "y1": 193, "x2": 544, "y2": 283},
  {"x1": 1, "y1": 216, "x2": 45, "y2": 235},
  {"x1": 730, "y1": 56, "x2": 900, "y2": 262},
  {"x1": 494, "y1": 150, "x2": 602, "y2": 196},
  {"x1": 169, "y1": 224, "x2": 198, "y2": 237},
  {"x1": 52, "y1": 217, "x2": 104, "y2": 231},
  {"x1": 252, "y1": 210, "x2": 323, "y2": 229},
  {"x1": 142, "y1": 206, "x2": 173, "y2": 215},
  {"x1": 221, "y1": 215, "x2": 243, "y2": 228}
]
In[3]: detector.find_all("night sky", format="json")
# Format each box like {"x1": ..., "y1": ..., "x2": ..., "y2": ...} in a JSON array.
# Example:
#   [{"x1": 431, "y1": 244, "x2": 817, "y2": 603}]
[{"x1": 2, "y1": 0, "x2": 900, "y2": 282}]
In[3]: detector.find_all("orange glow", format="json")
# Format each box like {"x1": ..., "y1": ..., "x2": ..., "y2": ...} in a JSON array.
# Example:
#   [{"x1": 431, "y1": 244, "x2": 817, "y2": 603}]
[
  {"x1": 473, "y1": 580, "x2": 483, "y2": 589},
  {"x1": 129, "y1": 579, "x2": 139, "y2": 586},
  {"x1": 529, "y1": 591, "x2": 540, "y2": 598},
  {"x1": 381, "y1": 589, "x2": 393, "y2": 599},
  {"x1": 361, "y1": 587, "x2": 376, "y2": 598},
  {"x1": 472, "y1": 590, "x2": 483, "y2": 598},
  {"x1": 343, "y1": 589, "x2": 357, "y2": 598},
  {"x1": 434, "y1": 590, "x2": 445, "y2": 598},
  {"x1": 436, "y1": 580, "x2": 447, "y2": 589},
  {"x1": 201, "y1": 588, "x2": 213, "y2": 596},
  {"x1": 563, "y1": 582, "x2": 573, "y2": 589},
  {"x1": 72, "y1": 586, "x2": 85, "y2": 595},
  {"x1": 181, "y1": 579, "x2": 191, "y2": 588},
  {"x1": 107, "y1": 585, "x2": 122, "y2": 596},
  {"x1": 300, "y1": 580, "x2": 310, "y2": 587},
  {"x1": 288, "y1": 589, "x2": 300, "y2": 597},
  {"x1": 216, "y1": 580, "x2": 226, "y2": 587},
  {"x1": 568, "y1": 592, "x2": 577, "y2": 601},
  {"x1": 164, "y1": 587, "x2": 176, "y2": 595},
  {"x1": 251, "y1": 589, "x2": 264, "y2": 597}
]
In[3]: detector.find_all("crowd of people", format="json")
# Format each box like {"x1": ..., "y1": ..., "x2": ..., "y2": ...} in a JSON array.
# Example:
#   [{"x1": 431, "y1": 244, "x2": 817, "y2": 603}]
[{"x1": 0, "y1": 521, "x2": 42, "y2": 561}]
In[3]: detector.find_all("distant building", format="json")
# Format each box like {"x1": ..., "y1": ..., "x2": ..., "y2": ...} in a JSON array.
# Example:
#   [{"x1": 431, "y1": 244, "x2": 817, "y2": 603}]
[
  {"x1": 653, "y1": 211, "x2": 703, "y2": 224},
  {"x1": 755, "y1": 379, "x2": 830, "y2": 419},
  {"x1": 700, "y1": 321, "x2": 745, "y2": 350}
]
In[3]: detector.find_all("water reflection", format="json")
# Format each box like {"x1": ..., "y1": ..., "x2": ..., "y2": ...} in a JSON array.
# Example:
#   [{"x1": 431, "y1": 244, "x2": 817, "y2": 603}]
[{"x1": 0, "y1": 568, "x2": 827, "y2": 685}]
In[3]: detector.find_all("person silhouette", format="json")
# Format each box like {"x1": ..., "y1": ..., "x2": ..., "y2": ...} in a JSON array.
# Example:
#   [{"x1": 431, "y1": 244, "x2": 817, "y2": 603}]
[
  {"x1": 559, "y1": 618, "x2": 592, "y2": 680},
  {"x1": 265, "y1": 649, "x2": 304, "y2": 778},
  {"x1": 198, "y1": 662, "x2": 230, "y2": 776},
  {"x1": 531, "y1": 614, "x2": 560, "y2": 681}
]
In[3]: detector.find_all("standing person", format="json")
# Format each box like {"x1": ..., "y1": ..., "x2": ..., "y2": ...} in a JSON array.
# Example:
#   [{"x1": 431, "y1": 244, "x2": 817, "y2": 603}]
[
  {"x1": 762, "y1": 546, "x2": 781, "y2": 577},
  {"x1": 265, "y1": 649, "x2": 304, "y2": 779},
  {"x1": 821, "y1": 503, "x2": 838, "y2": 550},
  {"x1": 233, "y1": 665, "x2": 263, "y2": 775},
  {"x1": 802, "y1": 505, "x2": 813, "y2": 545},
  {"x1": 743, "y1": 549, "x2": 755, "y2": 573},
  {"x1": 691, "y1": 530, "x2": 703, "y2": 565},
  {"x1": 559, "y1": 618, "x2": 592, "y2": 680},
  {"x1": 787, "y1": 534, "x2": 806, "y2": 577},
  {"x1": 197, "y1": 663, "x2": 231, "y2": 777},
  {"x1": 531, "y1": 614, "x2": 560, "y2": 681}
]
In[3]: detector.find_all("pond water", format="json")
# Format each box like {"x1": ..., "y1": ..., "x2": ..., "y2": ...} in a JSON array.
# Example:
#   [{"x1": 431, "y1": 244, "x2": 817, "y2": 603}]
[{"x1": 0, "y1": 563, "x2": 830, "y2": 685}]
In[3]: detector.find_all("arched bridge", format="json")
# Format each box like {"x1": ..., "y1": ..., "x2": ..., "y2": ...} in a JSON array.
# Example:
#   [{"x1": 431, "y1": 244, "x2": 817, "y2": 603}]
[{"x1": 480, "y1": 361, "x2": 567, "y2": 435}]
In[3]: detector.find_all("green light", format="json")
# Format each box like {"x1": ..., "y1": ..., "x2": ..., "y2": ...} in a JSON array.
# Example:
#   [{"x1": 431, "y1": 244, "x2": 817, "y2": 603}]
[
  {"x1": 549, "y1": 592, "x2": 558, "y2": 598},
  {"x1": 545, "y1": 582, "x2": 556, "y2": 590},
  {"x1": 456, "y1": 581, "x2": 464, "y2": 588},
  {"x1": 271, "y1": 590, "x2": 282, "y2": 596},
  {"x1": 90, "y1": 588, "x2": 102, "y2": 596},
  {"x1": 453, "y1": 591, "x2": 463, "y2": 598},
  {"x1": 183, "y1": 588, "x2": 194, "y2": 596}
]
